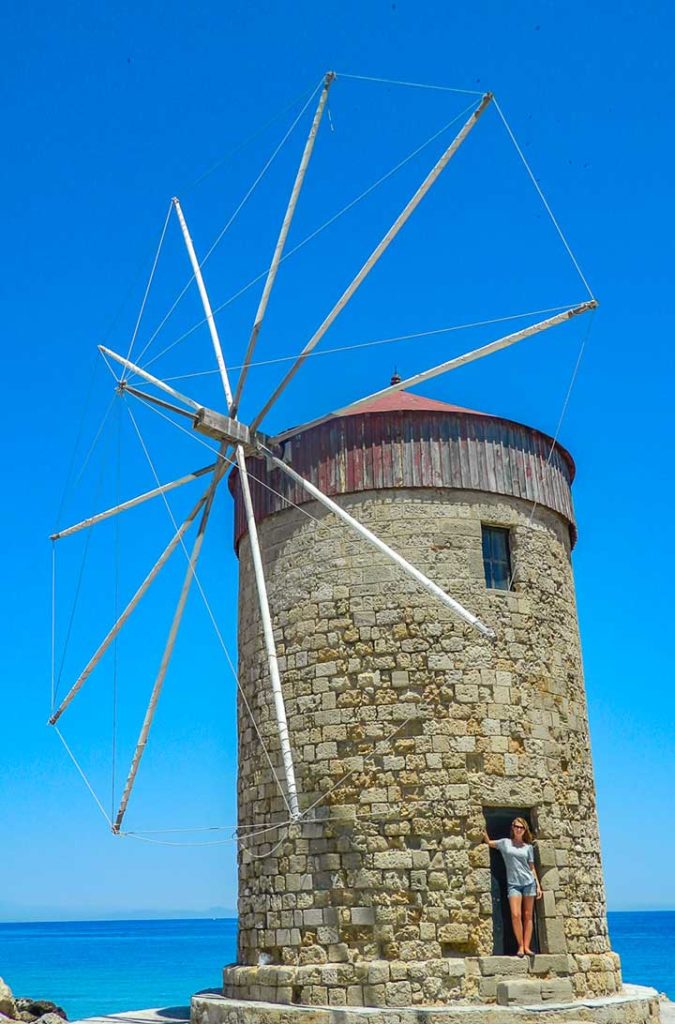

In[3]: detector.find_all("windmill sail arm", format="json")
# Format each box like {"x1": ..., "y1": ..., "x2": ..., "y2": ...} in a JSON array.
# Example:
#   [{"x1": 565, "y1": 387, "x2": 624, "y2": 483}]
[
  {"x1": 99, "y1": 345, "x2": 203, "y2": 411},
  {"x1": 113, "y1": 452, "x2": 228, "y2": 833},
  {"x1": 50, "y1": 463, "x2": 218, "y2": 540},
  {"x1": 231, "y1": 71, "x2": 336, "y2": 418}
]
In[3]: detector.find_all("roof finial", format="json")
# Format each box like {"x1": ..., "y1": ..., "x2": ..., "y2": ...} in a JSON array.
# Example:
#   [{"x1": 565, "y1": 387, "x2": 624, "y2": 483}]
[{"x1": 390, "y1": 367, "x2": 401, "y2": 385}]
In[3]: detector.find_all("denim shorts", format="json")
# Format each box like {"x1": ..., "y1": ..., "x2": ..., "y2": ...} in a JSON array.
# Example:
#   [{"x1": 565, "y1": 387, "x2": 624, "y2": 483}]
[{"x1": 508, "y1": 882, "x2": 537, "y2": 898}]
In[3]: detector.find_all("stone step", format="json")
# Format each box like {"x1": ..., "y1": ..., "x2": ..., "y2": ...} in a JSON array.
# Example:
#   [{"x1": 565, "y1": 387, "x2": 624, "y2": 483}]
[
  {"x1": 477, "y1": 954, "x2": 572, "y2": 978},
  {"x1": 474, "y1": 956, "x2": 573, "y2": 1002},
  {"x1": 495, "y1": 977, "x2": 574, "y2": 1006}
]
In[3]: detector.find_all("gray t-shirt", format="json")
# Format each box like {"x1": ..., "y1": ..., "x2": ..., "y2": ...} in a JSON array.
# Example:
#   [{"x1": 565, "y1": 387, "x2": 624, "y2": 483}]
[{"x1": 494, "y1": 838, "x2": 535, "y2": 887}]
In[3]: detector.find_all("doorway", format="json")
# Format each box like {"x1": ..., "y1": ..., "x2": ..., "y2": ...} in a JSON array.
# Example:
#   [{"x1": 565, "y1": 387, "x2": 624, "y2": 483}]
[{"x1": 483, "y1": 806, "x2": 540, "y2": 955}]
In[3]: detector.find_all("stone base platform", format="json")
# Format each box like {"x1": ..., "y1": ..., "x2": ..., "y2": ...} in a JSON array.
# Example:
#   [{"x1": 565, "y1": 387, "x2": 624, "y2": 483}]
[
  {"x1": 192, "y1": 984, "x2": 660, "y2": 1024},
  {"x1": 222, "y1": 956, "x2": 623, "y2": 1007}
]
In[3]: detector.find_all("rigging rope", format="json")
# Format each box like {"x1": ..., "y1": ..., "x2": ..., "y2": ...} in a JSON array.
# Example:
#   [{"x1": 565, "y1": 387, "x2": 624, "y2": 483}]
[
  {"x1": 336, "y1": 73, "x2": 484, "y2": 97},
  {"x1": 140, "y1": 100, "x2": 478, "y2": 374},
  {"x1": 154, "y1": 303, "x2": 581, "y2": 383},
  {"x1": 186, "y1": 82, "x2": 321, "y2": 193},
  {"x1": 493, "y1": 98, "x2": 595, "y2": 301},
  {"x1": 133, "y1": 80, "x2": 325, "y2": 370},
  {"x1": 54, "y1": 422, "x2": 113, "y2": 705},
  {"x1": 122, "y1": 200, "x2": 173, "y2": 377},
  {"x1": 54, "y1": 725, "x2": 113, "y2": 828},
  {"x1": 111, "y1": 402, "x2": 122, "y2": 818},
  {"x1": 50, "y1": 544, "x2": 56, "y2": 714},
  {"x1": 507, "y1": 306, "x2": 596, "y2": 591}
]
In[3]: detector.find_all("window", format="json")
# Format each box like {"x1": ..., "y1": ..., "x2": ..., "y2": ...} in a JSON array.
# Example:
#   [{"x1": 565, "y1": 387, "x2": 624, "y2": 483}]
[{"x1": 482, "y1": 525, "x2": 512, "y2": 590}]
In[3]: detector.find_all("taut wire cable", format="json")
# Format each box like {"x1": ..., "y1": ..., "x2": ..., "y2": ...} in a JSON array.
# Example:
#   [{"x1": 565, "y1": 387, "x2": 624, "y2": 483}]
[
  {"x1": 508, "y1": 306, "x2": 596, "y2": 591},
  {"x1": 186, "y1": 81, "x2": 321, "y2": 193},
  {"x1": 493, "y1": 97, "x2": 595, "y2": 301},
  {"x1": 155, "y1": 303, "x2": 582, "y2": 384},
  {"x1": 140, "y1": 100, "x2": 478, "y2": 374},
  {"x1": 54, "y1": 725, "x2": 113, "y2": 828},
  {"x1": 111, "y1": 402, "x2": 122, "y2": 818},
  {"x1": 54, "y1": 422, "x2": 113, "y2": 704},
  {"x1": 122, "y1": 199, "x2": 173, "y2": 378},
  {"x1": 133, "y1": 80, "x2": 325, "y2": 370},
  {"x1": 336, "y1": 73, "x2": 484, "y2": 97},
  {"x1": 50, "y1": 544, "x2": 56, "y2": 714}
]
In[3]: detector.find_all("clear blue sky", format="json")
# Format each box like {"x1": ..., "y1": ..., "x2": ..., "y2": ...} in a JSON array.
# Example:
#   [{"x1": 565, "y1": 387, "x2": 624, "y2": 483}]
[{"x1": 1, "y1": 0, "x2": 673, "y2": 921}]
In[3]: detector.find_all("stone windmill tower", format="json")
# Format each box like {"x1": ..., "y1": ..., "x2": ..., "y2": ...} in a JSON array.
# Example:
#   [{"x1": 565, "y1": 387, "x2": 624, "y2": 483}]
[
  {"x1": 199, "y1": 389, "x2": 657, "y2": 1024},
  {"x1": 44, "y1": 70, "x2": 657, "y2": 1024}
]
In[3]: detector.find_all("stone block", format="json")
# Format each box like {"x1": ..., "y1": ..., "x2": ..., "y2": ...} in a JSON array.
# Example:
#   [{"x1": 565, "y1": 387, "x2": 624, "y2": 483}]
[
  {"x1": 531, "y1": 953, "x2": 571, "y2": 975},
  {"x1": 479, "y1": 955, "x2": 528, "y2": 977},
  {"x1": 351, "y1": 907, "x2": 375, "y2": 925},
  {"x1": 347, "y1": 985, "x2": 364, "y2": 1006},
  {"x1": 363, "y1": 984, "x2": 386, "y2": 1006},
  {"x1": 385, "y1": 981, "x2": 412, "y2": 1006},
  {"x1": 367, "y1": 961, "x2": 390, "y2": 984},
  {"x1": 539, "y1": 915, "x2": 567, "y2": 954},
  {"x1": 536, "y1": 842, "x2": 557, "y2": 868},
  {"x1": 540, "y1": 978, "x2": 575, "y2": 1002},
  {"x1": 438, "y1": 923, "x2": 469, "y2": 944},
  {"x1": 478, "y1": 976, "x2": 498, "y2": 999},
  {"x1": 496, "y1": 979, "x2": 543, "y2": 1005}
]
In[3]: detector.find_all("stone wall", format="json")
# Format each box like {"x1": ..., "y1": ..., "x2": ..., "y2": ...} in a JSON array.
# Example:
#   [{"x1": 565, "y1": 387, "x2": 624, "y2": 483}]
[{"x1": 231, "y1": 488, "x2": 619, "y2": 1005}]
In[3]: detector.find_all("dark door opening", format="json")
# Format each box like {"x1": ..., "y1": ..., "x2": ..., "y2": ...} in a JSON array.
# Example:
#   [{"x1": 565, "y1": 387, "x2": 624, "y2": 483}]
[{"x1": 483, "y1": 806, "x2": 540, "y2": 956}]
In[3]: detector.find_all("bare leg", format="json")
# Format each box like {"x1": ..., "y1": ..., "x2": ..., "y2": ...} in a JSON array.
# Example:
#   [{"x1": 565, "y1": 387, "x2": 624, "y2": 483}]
[
  {"x1": 508, "y1": 894, "x2": 524, "y2": 955},
  {"x1": 523, "y1": 895, "x2": 536, "y2": 954}
]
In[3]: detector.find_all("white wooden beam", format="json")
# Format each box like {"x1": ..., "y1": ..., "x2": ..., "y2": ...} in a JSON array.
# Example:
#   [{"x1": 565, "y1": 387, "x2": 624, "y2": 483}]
[
  {"x1": 113, "y1": 454, "x2": 227, "y2": 832},
  {"x1": 173, "y1": 200, "x2": 301, "y2": 819},
  {"x1": 99, "y1": 345, "x2": 203, "y2": 411},
  {"x1": 230, "y1": 72, "x2": 336, "y2": 418},
  {"x1": 51, "y1": 463, "x2": 217, "y2": 541}
]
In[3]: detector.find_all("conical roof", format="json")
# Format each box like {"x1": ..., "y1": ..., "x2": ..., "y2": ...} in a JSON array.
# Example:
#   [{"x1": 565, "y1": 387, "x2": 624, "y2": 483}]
[{"x1": 339, "y1": 389, "x2": 485, "y2": 418}]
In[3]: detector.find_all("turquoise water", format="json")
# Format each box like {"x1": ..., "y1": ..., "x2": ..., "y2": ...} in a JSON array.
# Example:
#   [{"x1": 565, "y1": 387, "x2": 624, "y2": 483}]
[{"x1": 0, "y1": 913, "x2": 671, "y2": 1021}]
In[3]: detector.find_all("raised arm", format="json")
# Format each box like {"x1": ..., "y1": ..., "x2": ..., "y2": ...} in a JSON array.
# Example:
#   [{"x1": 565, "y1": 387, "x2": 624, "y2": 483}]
[{"x1": 482, "y1": 830, "x2": 499, "y2": 849}]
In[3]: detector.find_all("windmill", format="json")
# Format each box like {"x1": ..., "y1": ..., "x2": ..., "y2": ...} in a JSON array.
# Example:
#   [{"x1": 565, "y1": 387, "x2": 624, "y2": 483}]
[{"x1": 48, "y1": 71, "x2": 596, "y2": 841}]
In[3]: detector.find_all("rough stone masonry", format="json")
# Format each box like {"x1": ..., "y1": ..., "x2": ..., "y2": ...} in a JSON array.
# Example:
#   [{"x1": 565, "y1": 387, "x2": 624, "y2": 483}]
[{"x1": 224, "y1": 399, "x2": 630, "y2": 1012}]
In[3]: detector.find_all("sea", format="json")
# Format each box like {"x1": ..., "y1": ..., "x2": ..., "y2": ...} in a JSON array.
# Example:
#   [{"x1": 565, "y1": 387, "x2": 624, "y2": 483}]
[{"x1": 0, "y1": 913, "x2": 672, "y2": 1022}]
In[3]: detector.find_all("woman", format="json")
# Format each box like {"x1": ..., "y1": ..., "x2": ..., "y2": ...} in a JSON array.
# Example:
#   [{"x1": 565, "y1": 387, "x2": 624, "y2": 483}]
[{"x1": 483, "y1": 817, "x2": 543, "y2": 956}]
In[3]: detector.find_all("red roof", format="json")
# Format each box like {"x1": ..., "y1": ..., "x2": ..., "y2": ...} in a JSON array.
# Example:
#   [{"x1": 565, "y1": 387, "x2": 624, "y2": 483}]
[{"x1": 342, "y1": 390, "x2": 486, "y2": 417}]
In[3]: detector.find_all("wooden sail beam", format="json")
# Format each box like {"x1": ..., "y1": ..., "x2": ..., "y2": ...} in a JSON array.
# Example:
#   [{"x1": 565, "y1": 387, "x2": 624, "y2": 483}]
[
  {"x1": 271, "y1": 300, "x2": 598, "y2": 444},
  {"x1": 51, "y1": 463, "x2": 218, "y2": 540},
  {"x1": 173, "y1": 199, "x2": 301, "y2": 819},
  {"x1": 99, "y1": 346, "x2": 203, "y2": 411},
  {"x1": 120, "y1": 384, "x2": 197, "y2": 420},
  {"x1": 249, "y1": 92, "x2": 493, "y2": 432},
  {"x1": 230, "y1": 72, "x2": 336, "y2": 418},
  {"x1": 49, "y1": 492, "x2": 209, "y2": 725},
  {"x1": 263, "y1": 448, "x2": 495, "y2": 639},
  {"x1": 113, "y1": 453, "x2": 228, "y2": 833}
]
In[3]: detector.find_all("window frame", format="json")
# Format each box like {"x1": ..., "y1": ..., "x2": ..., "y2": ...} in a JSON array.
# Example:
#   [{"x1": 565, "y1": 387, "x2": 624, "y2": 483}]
[{"x1": 481, "y1": 524, "x2": 513, "y2": 591}]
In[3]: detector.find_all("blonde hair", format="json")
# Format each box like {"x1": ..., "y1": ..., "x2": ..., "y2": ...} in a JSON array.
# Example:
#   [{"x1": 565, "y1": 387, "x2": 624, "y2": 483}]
[{"x1": 510, "y1": 817, "x2": 533, "y2": 844}]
